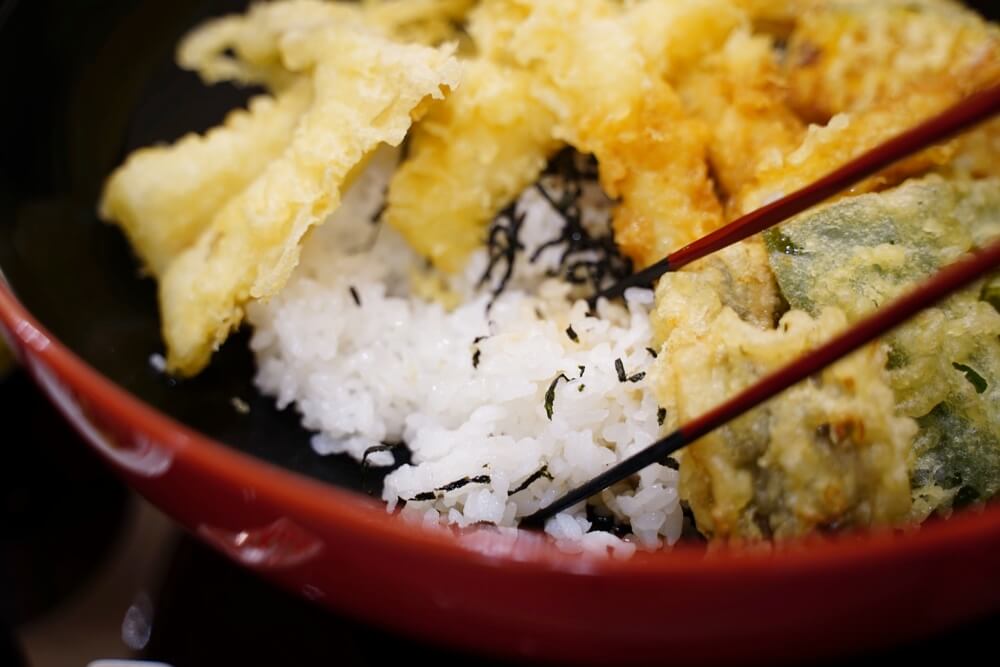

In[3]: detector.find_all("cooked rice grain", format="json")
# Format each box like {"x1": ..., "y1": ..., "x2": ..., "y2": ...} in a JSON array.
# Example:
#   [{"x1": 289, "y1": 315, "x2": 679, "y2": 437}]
[{"x1": 248, "y1": 149, "x2": 681, "y2": 553}]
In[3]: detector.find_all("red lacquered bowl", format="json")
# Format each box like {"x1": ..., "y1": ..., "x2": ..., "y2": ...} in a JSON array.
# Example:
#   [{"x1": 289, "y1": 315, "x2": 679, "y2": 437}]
[{"x1": 2, "y1": 1, "x2": 999, "y2": 664}]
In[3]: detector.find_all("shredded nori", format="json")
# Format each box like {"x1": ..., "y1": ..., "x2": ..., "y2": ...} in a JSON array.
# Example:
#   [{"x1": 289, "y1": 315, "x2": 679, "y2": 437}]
[
  {"x1": 476, "y1": 149, "x2": 631, "y2": 305},
  {"x1": 509, "y1": 466, "x2": 553, "y2": 496},
  {"x1": 657, "y1": 407, "x2": 667, "y2": 426},
  {"x1": 360, "y1": 442, "x2": 407, "y2": 496},
  {"x1": 409, "y1": 473, "x2": 493, "y2": 502},
  {"x1": 585, "y1": 504, "x2": 631, "y2": 538},
  {"x1": 646, "y1": 347, "x2": 658, "y2": 358},
  {"x1": 578, "y1": 365, "x2": 586, "y2": 377},
  {"x1": 349, "y1": 285, "x2": 361, "y2": 306},
  {"x1": 613, "y1": 358, "x2": 644, "y2": 383},
  {"x1": 473, "y1": 336, "x2": 488, "y2": 368},
  {"x1": 361, "y1": 443, "x2": 399, "y2": 468},
  {"x1": 530, "y1": 149, "x2": 633, "y2": 294},
  {"x1": 662, "y1": 455, "x2": 679, "y2": 471},
  {"x1": 680, "y1": 501, "x2": 707, "y2": 542},
  {"x1": 952, "y1": 362, "x2": 988, "y2": 394},
  {"x1": 566, "y1": 325, "x2": 579, "y2": 342},
  {"x1": 544, "y1": 373, "x2": 571, "y2": 420},
  {"x1": 438, "y1": 474, "x2": 492, "y2": 492},
  {"x1": 478, "y1": 202, "x2": 525, "y2": 310},
  {"x1": 578, "y1": 384, "x2": 585, "y2": 392}
]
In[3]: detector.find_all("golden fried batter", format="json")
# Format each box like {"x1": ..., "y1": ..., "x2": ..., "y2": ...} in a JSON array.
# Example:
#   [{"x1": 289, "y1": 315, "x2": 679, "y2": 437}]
[
  {"x1": 726, "y1": 0, "x2": 1000, "y2": 215},
  {"x1": 766, "y1": 177, "x2": 1000, "y2": 519},
  {"x1": 177, "y1": 0, "x2": 363, "y2": 90},
  {"x1": 647, "y1": 0, "x2": 1000, "y2": 533},
  {"x1": 650, "y1": 264, "x2": 915, "y2": 540},
  {"x1": 734, "y1": 83, "x2": 966, "y2": 215},
  {"x1": 178, "y1": 0, "x2": 476, "y2": 90},
  {"x1": 785, "y1": 0, "x2": 1000, "y2": 122},
  {"x1": 385, "y1": 58, "x2": 559, "y2": 271},
  {"x1": 943, "y1": 117, "x2": 1000, "y2": 181},
  {"x1": 363, "y1": 0, "x2": 477, "y2": 47},
  {"x1": 99, "y1": 80, "x2": 312, "y2": 276},
  {"x1": 675, "y1": 28, "x2": 805, "y2": 203},
  {"x1": 729, "y1": 0, "x2": 824, "y2": 37},
  {"x1": 153, "y1": 28, "x2": 459, "y2": 375},
  {"x1": 625, "y1": 0, "x2": 746, "y2": 78},
  {"x1": 600, "y1": 88, "x2": 724, "y2": 268},
  {"x1": 470, "y1": 0, "x2": 724, "y2": 267}
]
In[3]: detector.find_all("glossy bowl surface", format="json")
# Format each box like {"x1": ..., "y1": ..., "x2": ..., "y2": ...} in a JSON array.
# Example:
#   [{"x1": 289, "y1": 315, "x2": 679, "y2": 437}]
[{"x1": 3, "y1": 1, "x2": 1000, "y2": 663}]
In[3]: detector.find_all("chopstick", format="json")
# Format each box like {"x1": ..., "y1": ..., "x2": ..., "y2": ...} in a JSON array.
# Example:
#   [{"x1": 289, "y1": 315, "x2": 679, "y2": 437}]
[
  {"x1": 593, "y1": 81, "x2": 1000, "y2": 304},
  {"x1": 522, "y1": 238, "x2": 1000, "y2": 528}
]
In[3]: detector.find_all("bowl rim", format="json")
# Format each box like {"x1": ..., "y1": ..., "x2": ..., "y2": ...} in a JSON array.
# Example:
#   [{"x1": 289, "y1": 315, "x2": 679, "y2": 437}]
[{"x1": 2, "y1": 278, "x2": 1000, "y2": 576}]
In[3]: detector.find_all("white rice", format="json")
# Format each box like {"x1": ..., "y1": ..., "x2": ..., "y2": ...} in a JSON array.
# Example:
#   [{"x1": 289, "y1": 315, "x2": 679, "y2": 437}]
[{"x1": 247, "y1": 148, "x2": 682, "y2": 555}]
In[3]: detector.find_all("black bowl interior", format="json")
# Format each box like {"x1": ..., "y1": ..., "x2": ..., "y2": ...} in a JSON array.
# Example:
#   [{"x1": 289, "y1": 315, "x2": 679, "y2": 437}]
[
  {"x1": 2, "y1": 0, "x2": 999, "y2": 499},
  {"x1": 0, "y1": 0, "x2": 394, "y2": 494}
]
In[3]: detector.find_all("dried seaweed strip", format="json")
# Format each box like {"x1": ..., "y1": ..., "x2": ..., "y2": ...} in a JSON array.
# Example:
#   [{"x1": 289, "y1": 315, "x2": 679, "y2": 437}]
[
  {"x1": 477, "y1": 202, "x2": 526, "y2": 308},
  {"x1": 509, "y1": 466, "x2": 553, "y2": 496},
  {"x1": 544, "y1": 373, "x2": 571, "y2": 420}
]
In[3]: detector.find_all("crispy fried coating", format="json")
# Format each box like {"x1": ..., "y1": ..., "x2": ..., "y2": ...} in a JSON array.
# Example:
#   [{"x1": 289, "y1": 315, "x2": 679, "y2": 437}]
[
  {"x1": 785, "y1": 0, "x2": 1000, "y2": 122},
  {"x1": 729, "y1": 0, "x2": 824, "y2": 36},
  {"x1": 727, "y1": 0, "x2": 1000, "y2": 215},
  {"x1": 385, "y1": 58, "x2": 559, "y2": 271},
  {"x1": 901, "y1": 297, "x2": 1000, "y2": 519},
  {"x1": 601, "y1": 88, "x2": 723, "y2": 268},
  {"x1": 650, "y1": 265, "x2": 915, "y2": 540},
  {"x1": 715, "y1": 239, "x2": 784, "y2": 330},
  {"x1": 155, "y1": 29, "x2": 459, "y2": 375},
  {"x1": 734, "y1": 83, "x2": 967, "y2": 215},
  {"x1": 765, "y1": 176, "x2": 1000, "y2": 320},
  {"x1": 625, "y1": 0, "x2": 746, "y2": 78},
  {"x1": 363, "y1": 0, "x2": 477, "y2": 46},
  {"x1": 943, "y1": 117, "x2": 1000, "y2": 181},
  {"x1": 766, "y1": 176, "x2": 1000, "y2": 518},
  {"x1": 177, "y1": 0, "x2": 475, "y2": 89},
  {"x1": 675, "y1": 29, "x2": 805, "y2": 202},
  {"x1": 177, "y1": 0, "x2": 363, "y2": 89},
  {"x1": 465, "y1": 0, "x2": 530, "y2": 64},
  {"x1": 99, "y1": 80, "x2": 312, "y2": 276},
  {"x1": 470, "y1": 0, "x2": 724, "y2": 267}
]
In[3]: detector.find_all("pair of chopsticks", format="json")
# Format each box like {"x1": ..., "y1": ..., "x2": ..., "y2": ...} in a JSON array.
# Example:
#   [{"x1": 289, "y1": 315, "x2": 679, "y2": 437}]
[{"x1": 524, "y1": 82, "x2": 1000, "y2": 528}]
